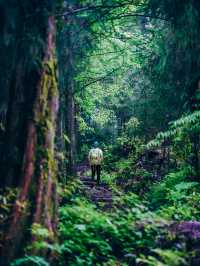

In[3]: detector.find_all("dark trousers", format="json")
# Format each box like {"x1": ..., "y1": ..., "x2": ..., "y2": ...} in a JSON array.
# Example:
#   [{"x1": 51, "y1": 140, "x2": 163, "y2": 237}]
[{"x1": 91, "y1": 165, "x2": 101, "y2": 184}]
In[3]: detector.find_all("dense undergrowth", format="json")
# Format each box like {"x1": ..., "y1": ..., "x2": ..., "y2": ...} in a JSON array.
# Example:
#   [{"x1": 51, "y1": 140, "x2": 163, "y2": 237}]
[
  {"x1": 9, "y1": 110, "x2": 200, "y2": 266},
  {"x1": 55, "y1": 111, "x2": 199, "y2": 266},
  {"x1": 54, "y1": 168, "x2": 199, "y2": 265},
  {"x1": 11, "y1": 170, "x2": 200, "y2": 265}
]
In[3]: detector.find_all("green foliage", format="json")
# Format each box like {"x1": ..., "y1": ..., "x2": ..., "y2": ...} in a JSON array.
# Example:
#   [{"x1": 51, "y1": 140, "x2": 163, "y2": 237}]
[
  {"x1": 0, "y1": 188, "x2": 18, "y2": 244},
  {"x1": 146, "y1": 166, "x2": 200, "y2": 221},
  {"x1": 31, "y1": 224, "x2": 50, "y2": 240},
  {"x1": 63, "y1": 1, "x2": 200, "y2": 264},
  {"x1": 58, "y1": 178, "x2": 82, "y2": 204},
  {"x1": 59, "y1": 200, "x2": 115, "y2": 265},
  {"x1": 131, "y1": 168, "x2": 153, "y2": 195},
  {"x1": 147, "y1": 111, "x2": 200, "y2": 179},
  {"x1": 2, "y1": 0, "x2": 200, "y2": 265},
  {"x1": 100, "y1": 172, "x2": 117, "y2": 187},
  {"x1": 115, "y1": 158, "x2": 134, "y2": 178},
  {"x1": 11, "y1": 256, "x2": 49, "y2": 266},
  {"x1": 148, "y1": 111, "x2": 200, "y2": 149},
  {"x1": 148, "y1": 167, "x2": 191, "y2": 207},
  {"x1": 137, "y1": 249, "x2": 187, "y2": 266},
  {"x1": 58, "y1": 191, "x2": 188, "y2": 266},
  {"x1": 125, "y1": 117, "x2": 140, "y2": 137},
  {"x1": 0, "y1": 187, "x2": 18, "y2": 217}
]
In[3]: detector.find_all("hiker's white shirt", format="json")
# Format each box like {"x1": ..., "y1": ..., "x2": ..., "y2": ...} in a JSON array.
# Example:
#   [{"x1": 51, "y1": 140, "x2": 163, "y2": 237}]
[{"x1": 88, "y1": 148, "x2": 103, "y2": 165}]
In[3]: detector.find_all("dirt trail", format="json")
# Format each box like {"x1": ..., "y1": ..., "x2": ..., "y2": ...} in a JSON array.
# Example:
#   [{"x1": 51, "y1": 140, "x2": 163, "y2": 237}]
[{"x1": 76, "y1": 164, "x2": 113, "y2": 210}]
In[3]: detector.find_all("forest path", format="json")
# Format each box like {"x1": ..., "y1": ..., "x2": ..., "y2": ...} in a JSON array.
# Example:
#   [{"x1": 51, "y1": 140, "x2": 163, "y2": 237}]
[{"x1": 76, "y1": 164, "x2": 113, "y2": 210}]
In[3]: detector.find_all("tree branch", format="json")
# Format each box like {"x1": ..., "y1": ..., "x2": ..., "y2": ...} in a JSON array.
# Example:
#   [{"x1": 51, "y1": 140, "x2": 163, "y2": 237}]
[
  {"x1": 78, "y1": 67, "x2": 123, "y2": 91},
  {"x1": 107, "y1": 13, "x2": 168, "y2": 22},
  {"x1": 55, "y1": 2, "x2": 135, "y2": 17},
  {"x1": 55, "y1": 3, "x2": 168, "y2": 22}
]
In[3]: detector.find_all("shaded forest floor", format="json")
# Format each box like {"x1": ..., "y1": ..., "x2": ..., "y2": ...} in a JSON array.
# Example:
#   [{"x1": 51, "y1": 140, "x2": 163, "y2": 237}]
[
  {"x1": 71, "y1": 160, "x2": 200, "y2": 266},
  {"x1": 7, "y1": 157, "x2": 200, "y2": 265},
  {"x1": 77, "y1": 164, "x2": 113, "y2": 210}
]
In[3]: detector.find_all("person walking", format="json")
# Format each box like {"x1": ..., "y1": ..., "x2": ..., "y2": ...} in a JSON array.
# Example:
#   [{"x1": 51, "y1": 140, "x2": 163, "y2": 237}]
[{"x1": 88, "y1": 142, "x2": 103, "y2": 185}]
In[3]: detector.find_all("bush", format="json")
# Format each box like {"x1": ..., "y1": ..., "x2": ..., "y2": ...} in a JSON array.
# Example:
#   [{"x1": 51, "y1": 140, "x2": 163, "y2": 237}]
[
  {"x1": 11, "y1": 256, "x2": 49, "y2": 266},
  {"x1": 58, "y1": 194, "x2": 179, "y2": 266},
  {"x1": 147, "y1": 167, "x2": 194, "y2": 209},
  {"x1": 58, "y1": 199, "x2": 117, "y2": 266}
]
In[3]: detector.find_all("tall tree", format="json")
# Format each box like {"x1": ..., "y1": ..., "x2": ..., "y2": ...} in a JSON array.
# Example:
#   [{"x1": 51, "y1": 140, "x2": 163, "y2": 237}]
[{"x1": 0, "y1": 1, "x2": 59, "y2": 264}]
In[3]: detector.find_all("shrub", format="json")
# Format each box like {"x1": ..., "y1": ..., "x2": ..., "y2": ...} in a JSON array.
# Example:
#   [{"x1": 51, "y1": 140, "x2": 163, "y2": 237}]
[
  {"x1": 11, "y1": 256, "x2": 49, "y2": 266},
  {"x1": 58, "y1": 194, "x2": 175, "y2": 266},
  {"x1": 147, "y1": 167, "x2": 194, "y2": 209}
]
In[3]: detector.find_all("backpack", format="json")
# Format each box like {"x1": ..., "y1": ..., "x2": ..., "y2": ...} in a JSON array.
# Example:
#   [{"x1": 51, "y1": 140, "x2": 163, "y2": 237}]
[{"x1": 89, "y1": 148, "x2": 103, "y2": 165}]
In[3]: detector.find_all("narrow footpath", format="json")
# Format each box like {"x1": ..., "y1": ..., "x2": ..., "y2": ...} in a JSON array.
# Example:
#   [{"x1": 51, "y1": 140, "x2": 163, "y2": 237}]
[{"x1": 77, "y1": 164, "x2": 113, "y2": 210}]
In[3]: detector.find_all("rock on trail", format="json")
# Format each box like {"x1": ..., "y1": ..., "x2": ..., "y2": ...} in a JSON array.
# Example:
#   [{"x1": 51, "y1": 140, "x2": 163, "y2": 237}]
[{"x1": 77, "y1": 164, "x2": 113, "y2": 210}]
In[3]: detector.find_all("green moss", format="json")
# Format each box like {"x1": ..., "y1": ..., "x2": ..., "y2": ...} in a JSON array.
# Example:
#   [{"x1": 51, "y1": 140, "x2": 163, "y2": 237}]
[{"x1": 34, "y1": 53, "x2": 58, "y2": 183}]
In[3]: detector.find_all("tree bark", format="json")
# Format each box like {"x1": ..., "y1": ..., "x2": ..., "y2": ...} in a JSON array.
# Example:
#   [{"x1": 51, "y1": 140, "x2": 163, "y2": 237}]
[
  {"x1": 0, "y1": 3, "x2": 26, "y2": 188},
  {"x1": 66, "y1": 80, "x2": 76, "y2": 176},
  {"x1": 64, "y1": 28, "x2": 77, "y2": 176},
  {"x1": 0, "y1": 15, "x2": 59, "y2": 264}
]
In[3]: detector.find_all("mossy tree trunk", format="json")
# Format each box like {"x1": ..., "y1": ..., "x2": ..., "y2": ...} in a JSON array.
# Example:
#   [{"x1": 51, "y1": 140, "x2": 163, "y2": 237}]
[{"x1": 0, "y1": 14, "x2": 59, "y2": 264}]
